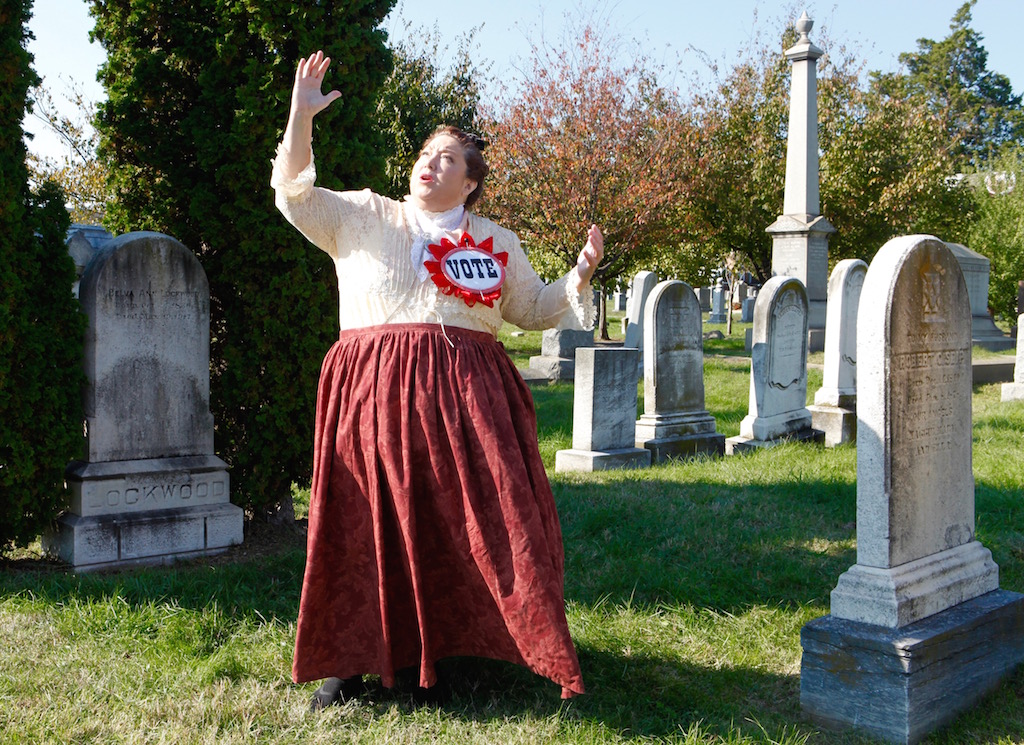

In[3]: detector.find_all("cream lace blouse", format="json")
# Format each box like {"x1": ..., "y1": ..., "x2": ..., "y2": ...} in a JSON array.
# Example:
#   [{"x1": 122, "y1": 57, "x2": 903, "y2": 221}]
[{"x1": 271, "y1": 150, "x2": 595, "y2": 337}]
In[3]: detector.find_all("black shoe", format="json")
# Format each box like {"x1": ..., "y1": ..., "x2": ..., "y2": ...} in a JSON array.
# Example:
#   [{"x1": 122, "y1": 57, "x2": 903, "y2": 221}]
[{"x1": 309, "y1": 675, "x2": 363, "y2": 711}]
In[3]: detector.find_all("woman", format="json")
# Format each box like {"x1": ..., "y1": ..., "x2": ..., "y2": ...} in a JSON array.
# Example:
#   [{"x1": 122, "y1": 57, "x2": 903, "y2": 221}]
[{"x1": 272, "y1": 51, "x2": 601, "y2": 707}]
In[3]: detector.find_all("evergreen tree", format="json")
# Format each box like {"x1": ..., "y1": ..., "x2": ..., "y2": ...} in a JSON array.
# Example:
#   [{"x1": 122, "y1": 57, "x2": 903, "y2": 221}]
[
  {"x1": 374, "y1": 24, "x2": 485, "y2": 201},
  {"x1": 871, "y1": 0, "x2": 1024, "y2": 169},
  {"x1": 90, "y1": 0, "x2": 394, "y2": 517},
  {"x1": 0, "y1": 0, "x2": 85, "y2": 548}
]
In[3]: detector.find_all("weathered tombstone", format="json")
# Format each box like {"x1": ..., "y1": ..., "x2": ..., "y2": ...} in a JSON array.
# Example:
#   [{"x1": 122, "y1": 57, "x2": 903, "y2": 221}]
[
  {"x1": 555, "y1": 347, "x2": 650, "y2": 472},
  {"x1": 528, "y1": 287, "x2": 598, "y2": 380},
  {"x1": 43, "y1": 232, "x2": 243, "y2": 570},
  {"x1": 945, "y1": 241, "x2": 1014, "y2": 350},
  {"x1": 1002, "y1": 313, "x2": 1024, "y2": 402},
  {"x1": 740, "y1": 296, "x2": 756, "y2": 323},
  {"x1": 707, "y1": 279, "x2": 729, "y2": 324},
  {"x1": 808, "y1": 259, "x2": 867, "y2": 446},
  {"x1": 635, "y1": 281, "x2": 724, "y2": 462},
  {"x1": 66, "y1": 224, "x2": 113, "y2": 298},
  {"x1": 800, "y1": 235, "x2": 1023, "y2": 745},
  {"x1": 527, "y1": 325, "x2": 594, "y2": 381},
  {"x1": 726, "y1": 276, "x2": 823, "y2": 453},
  {"x1": 696, "y1": 286, "x2": 711, "y2": 312},
  {"x1": 612, "y1": 288, "x2": 627, "y2": 311},
  {"x1": 623, "y1": 270, "x2": 658, "y2": 350}
]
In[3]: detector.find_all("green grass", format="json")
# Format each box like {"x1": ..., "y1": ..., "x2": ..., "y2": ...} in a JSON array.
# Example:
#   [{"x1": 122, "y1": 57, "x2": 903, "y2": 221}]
[{"x1": 2, "y1": 329, "x2": 1024, "y2": 744}]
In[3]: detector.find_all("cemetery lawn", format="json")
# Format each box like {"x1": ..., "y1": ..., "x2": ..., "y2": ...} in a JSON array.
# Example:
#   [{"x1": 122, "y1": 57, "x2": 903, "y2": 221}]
[{"x1": 4, "y1": 336, "x2": 1024, "y2": 744}]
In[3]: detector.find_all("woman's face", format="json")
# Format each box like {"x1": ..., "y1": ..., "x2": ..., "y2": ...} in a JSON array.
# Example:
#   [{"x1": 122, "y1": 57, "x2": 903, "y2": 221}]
[{"x1": 409, "y1": 134, "x2": 477, "y2": 213}]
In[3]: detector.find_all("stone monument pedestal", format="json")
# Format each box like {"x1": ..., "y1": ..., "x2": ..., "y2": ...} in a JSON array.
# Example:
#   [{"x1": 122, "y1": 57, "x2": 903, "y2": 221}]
[
  {"x1": 725, "y1": 426, "x2": 823, "y2": 454},
  {"x1": 807, "y1": 403, "x2": 856, "y2": 447},
  {"x1": 801, "y1": 590, "x2": 1024, "y2": 745},
  {"x1": 528, "y1": 328, "x2": 594, "y2": 381},
  {"x1": 636, "y1": 412, "x2": 724, "y2": 461},
  {"x1": 554, "y1": 447, "x2": 650, "y2": 472},
  {"x1": 46, "y1": 455, "x2": 239, "y2": 570},
  {"x1": 555, "y1": 347, "x2": 650, "y2": 473}
]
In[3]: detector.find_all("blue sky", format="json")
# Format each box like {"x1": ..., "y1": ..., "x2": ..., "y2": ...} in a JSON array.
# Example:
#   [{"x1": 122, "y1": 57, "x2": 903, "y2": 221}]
[{"x1": 25, "y1": 0, "x2": 1024, "y2": 161}]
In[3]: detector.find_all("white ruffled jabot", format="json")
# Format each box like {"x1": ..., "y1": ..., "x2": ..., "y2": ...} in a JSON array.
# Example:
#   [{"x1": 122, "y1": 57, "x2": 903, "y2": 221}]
[{"x1": 404, "y1": 200, "x2": 466, "y2": 282}]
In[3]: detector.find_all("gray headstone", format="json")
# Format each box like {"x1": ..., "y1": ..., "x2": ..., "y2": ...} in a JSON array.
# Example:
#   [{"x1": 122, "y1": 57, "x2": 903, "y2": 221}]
[
  {"x1": 814, "y1": 259, "x2": 866, "y2": 408},
  {"x1": 623, "y1": 271, "x2": 658, "y2": 350},
  {"x1": 555, "y1": 347, "x2": 650, "y2": 472},
  {"x1": 831, "y1": 235, "x2": 998, "y2": 627},
  {"x1": 944, "y1": 242, "x2": 1013, "y2": 351},
  {"x1": 707, "y1": 285, "x2": 729, "y2": 324},
  {"x1": 808, "y1": 259, "x2": 866, "y2": 446},
  {"x1": 725, "y1": 276, "x2": 822, "y2": 452},
  {"x1": 1001, "y1": 313, "x2": 1024, "y2": 401},
  {"x1": 44, "y1": 231, "x2": 242, "y2": 570},
  {"x1": 612, "y1": 289, "x2": 627, "y2": 312},
  {"x1": 634, "y1": 280, "x2": 723, "y2": 462},
  {"x1": 66, "y1": 232, "x2": 96, "y2": 299},
  {"x1": 740, "y1": 296, "x2": 756, "y2": 323},
  {"x1": 697, "y1": 286, "x2": 711, "y2": 312},
  {"x1": 801, "y1": 235, "x2": 1018, "y2": 745},
  {"x1": 527, "y1": 301, "x2": 595, "y2": 382}
]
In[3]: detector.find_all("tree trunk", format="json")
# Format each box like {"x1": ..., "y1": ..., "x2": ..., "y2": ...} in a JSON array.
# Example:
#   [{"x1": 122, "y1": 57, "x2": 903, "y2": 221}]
[{"x1": 726, "y1": 281, "x2": 734, "y2": 336}]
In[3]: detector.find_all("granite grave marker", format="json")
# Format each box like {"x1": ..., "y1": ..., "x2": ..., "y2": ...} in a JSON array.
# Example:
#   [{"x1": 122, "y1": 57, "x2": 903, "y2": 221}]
[
  {"x1": 800, "y1": 235, "x2": 1022, "y2": 745},
  {"x1": 725, "y1": 276, "x2": 823, "y2": 453},
  {"x1": 44, "y1": 232, "x2": 243, "y2": 570},
  {"x1": 808, "y1": 259, "x2": 866, "y2": 446},
  {"x1": 634, "y1": 280, "x2": 724, "y2": 462}
]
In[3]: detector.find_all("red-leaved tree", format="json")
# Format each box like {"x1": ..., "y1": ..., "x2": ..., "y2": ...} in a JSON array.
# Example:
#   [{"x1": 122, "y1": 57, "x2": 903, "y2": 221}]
[{"x1": 481, "y1": 25, "x2": 713, "y2": 339}]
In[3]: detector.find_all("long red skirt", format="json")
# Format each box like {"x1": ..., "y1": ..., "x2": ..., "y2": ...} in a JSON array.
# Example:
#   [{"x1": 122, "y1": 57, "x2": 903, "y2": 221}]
[{"x1": 293, "y1": 323, "x2": 584, "y2": 698}]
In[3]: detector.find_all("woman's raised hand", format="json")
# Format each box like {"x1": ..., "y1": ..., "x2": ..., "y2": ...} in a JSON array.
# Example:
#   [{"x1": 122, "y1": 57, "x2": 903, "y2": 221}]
[
  {"x1": 574, "y1": 224, "x2": 604, "y2": 288},
  {"x1": 290, "y1": 51, "x2": 342, "y2": 121}
]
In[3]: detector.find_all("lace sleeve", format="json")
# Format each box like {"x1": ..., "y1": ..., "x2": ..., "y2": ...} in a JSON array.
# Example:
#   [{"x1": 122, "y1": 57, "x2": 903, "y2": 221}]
[
  {"x1": 500, "y1": 234, "x2": 596, "y2": 331},
  {"x1": 270, "y1": 144, "x2": 347, "y2": 258},
  {"x1": 270, "y1": 143, "x2": 317, "y2": 199}
]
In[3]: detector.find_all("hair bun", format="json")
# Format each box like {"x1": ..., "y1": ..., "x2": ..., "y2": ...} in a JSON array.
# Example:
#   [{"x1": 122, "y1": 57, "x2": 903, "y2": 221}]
[{"x1": 466, "y1": 132, "x2": 488, "y2": 151}]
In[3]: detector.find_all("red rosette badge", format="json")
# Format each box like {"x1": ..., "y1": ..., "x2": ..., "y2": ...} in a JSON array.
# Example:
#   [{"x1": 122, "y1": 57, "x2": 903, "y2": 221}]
[{"x1": 423, "y1": 232, "x2": 509, "y2": 307}]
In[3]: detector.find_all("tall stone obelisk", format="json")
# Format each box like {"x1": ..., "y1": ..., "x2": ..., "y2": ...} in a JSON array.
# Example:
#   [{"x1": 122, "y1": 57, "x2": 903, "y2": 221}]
[{"x1": 766, "y1": 11, "x2": 834, "y2": 352}]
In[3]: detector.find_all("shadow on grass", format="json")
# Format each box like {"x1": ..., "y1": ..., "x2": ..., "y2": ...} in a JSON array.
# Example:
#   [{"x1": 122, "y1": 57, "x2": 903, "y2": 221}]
[
  {"x1": 343, "y1": 648, "x2": 820, "y2": 744},
  {"x1": 556, "y1": 468, "x2": 857, "y2": 613},
  {"x1": 0, "y1": 521, "x2": 307, "y2": 625},
  {"x1": 4, "y1": 447, "x2": 1024, "y2": 742}
]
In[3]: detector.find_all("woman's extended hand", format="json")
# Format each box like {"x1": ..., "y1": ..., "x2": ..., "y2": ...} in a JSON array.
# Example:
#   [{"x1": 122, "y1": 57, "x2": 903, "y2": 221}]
[
  {"x1": 278, "y1": 51, "x2": 341, "y2": 180},
  {"x1": 290, "y1": 50, "x2": 342, "y2": 121},
  {"x1": 574, "y1": 224, "x2": 604, "y2": 289}
]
